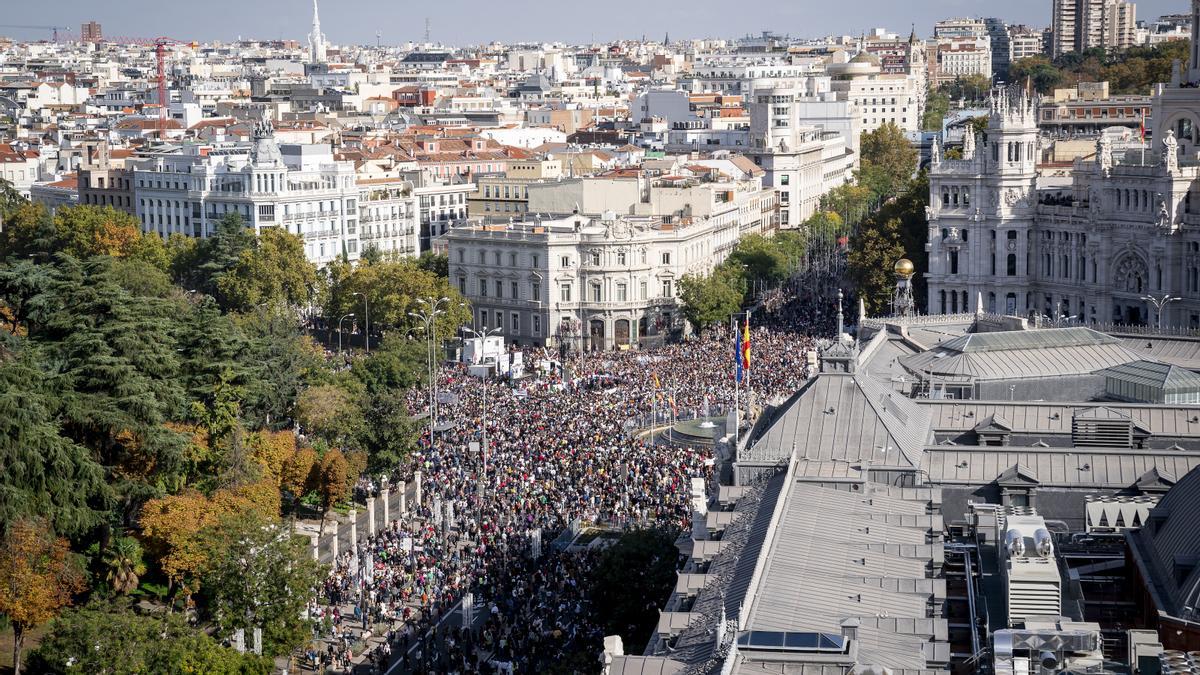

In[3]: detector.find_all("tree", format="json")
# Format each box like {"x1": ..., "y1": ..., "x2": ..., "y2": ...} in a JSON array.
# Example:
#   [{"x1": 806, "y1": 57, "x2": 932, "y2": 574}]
[
  {"x1": 0, "y1": 518, "x2": 87, "y2": 675},
  {"x1": 1009, "y1": 55, "x2": 1064, "y2": 94},
  {"x1": 922, "y1": 88, "x2": 950, "y2": 131},
  {"x1": 200, "y1": 514, "x2": 324, "y2": 657},
  {"x1": 234, "y1": 309, "x2": 327, "y2": 430},
  {"x1": 28, "y1": 601, "x2": 271, "y2": 674},
  {"x1": 316, "y1": 448, "x2": 351, "y2": 524},
  {"x1": 296, "y1": 383, "x2": 363, "y2": 448},
  {"x1": 859, "y1": 123, "x2": 918, "y2": 200},
  {"x1": 323, "y1": 257, "x2": 471, "y2": 339},
  {"x1": 214, "y1": 227, "x2": 317, "y2": 313},
  {"x1": 589, "y1": 528, "x2": 679, "y2": 654},
  {"x1": 0, "y1": 337, "x2": 108, "y2": 536},
  {"x1": 848, "y1": 217, "x2": 907, "y2": 314},
  {"x1": 280, "y1": 446, "x2": 318, "y2": 503},
  {"x1": 188, "y1": 212, "x2": 256, "y2": 302},
  {"x1": 726, "y1": 233, "x2": 791, "y2": 284},
  {"x1": 50, "y1": 205, "x2": 144, "y2": 259},
  {"x1": 416, "y1": 250, "x2": 449, "y2": 278},
  {"x1": 101, "y1": 534, "x2": 147, "y2": 595},
  {"x1": 678, "y1": 267, "x2": 745, "y2": 332}
]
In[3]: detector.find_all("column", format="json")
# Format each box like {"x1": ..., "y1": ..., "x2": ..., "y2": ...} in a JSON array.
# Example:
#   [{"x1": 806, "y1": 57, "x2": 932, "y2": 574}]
[
  {"x1": 414, "y1": 470, "x2": 423, "y2": 508},
  {"x1": 349, "y1": 509, "x2": 358, "y2": 550},
  {"x1": 310, "y1": 534, "x2": 319, "y2": 561},
  {"x1": 367, "y1": 495, "x2": 376, "y2": 537},
  {"x1": 382, "y1": 486, "x2": 391, "y2": 525},
  {"x1": 398, "y1": 480, "x2": 407, "y2": 515},
  {"x1": 330, "y1": 521, "x2": 339, "y2": 561}
]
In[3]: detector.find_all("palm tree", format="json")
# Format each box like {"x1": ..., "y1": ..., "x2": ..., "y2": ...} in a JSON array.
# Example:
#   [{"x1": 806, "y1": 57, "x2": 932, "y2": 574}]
[{"x1": 102, "y1": 535, "x2": 147, "y2": 595}]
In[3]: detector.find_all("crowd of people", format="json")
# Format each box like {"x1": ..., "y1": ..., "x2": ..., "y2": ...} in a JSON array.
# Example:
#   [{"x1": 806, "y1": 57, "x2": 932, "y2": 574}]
[{"x1": 303, "y1": 291, "x2": 843, "y2": 673}]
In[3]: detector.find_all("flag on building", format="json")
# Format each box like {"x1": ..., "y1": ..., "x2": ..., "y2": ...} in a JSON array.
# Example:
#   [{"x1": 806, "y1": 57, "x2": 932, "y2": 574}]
[{"x1": 734, "y1": 320, "x2": 744, "y2": 383}]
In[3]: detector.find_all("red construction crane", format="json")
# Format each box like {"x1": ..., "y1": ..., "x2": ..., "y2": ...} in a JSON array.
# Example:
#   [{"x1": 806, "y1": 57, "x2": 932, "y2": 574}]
[{"x1": 104, "y1": 36, "x2": 197, "y2": 138}]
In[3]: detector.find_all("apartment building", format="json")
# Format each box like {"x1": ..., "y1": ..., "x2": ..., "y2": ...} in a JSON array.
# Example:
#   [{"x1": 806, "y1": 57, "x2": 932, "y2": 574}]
[{"x1": 1052, "y1": 0, "x2": 1138, "y2": 57}]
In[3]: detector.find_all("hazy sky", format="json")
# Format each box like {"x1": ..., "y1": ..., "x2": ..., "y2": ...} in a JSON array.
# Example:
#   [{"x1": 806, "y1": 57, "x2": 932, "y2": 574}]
[{"x1": 4, "y1": 0, "x2": 1189, "y2": 46}]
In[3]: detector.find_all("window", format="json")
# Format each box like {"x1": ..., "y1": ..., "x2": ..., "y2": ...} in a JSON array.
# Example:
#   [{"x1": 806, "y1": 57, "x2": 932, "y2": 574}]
[
  {"x1": 591, "y1": 283, "x2": 601, "y2": 302},
  {"x1": 458, "y1": 276, "x2": 466, "y2": 294},
  {"x1": 532, "y1": 282, "x2": 541, "y2": 302},
  {"x1": 511, "y1": 281, "x2": 519, "y2": 299},
  {"x1": 532, "y1": 314, "x2": 541, "y2": 335},
  {"x1": 479, "y1": 279, "x2": 488, "y2": 297},
  {"x1": 780, "y1": 174, "x2": 790, "y2": 185},
  {"x1": 479, "y1": 310, "x2": 489, "y2": 329},
  {"x1": 494, "y1": 280, "x2": 503, "y2": 297},
  {"x1": 1007, "y1": 253, "x2": 1017, "y2": 276},
  {"x1": 617, "y1": 250, "x2": 626, "y2": 265},
  {"x1": 640, "y1": 281, "x2": 647, "y2": 299},
  {"x1": 560, "y1": 255, "x2": 570, "y2": 268},
  {"x1": 511, "y1": 312, "x2": 520, "y2": 333},
  {"x1": 661, "y1": 279, "x2": 673, "y2": 297},
  {"x1": 458, "y1": 249, "x2": 465, "y2": 263},
  {"x1": 532, "y1": 254, "x2": 540, "y2": 268},
  {"x1": 591, "y1": 252, "x2": 601, "y2": 266},
  {"x1": 509, "y1": 253, "x2": 517, "y2": 267},
  {"x1": 662, "y1": 252, "x2": 671, "y2": 265},
  {"x1": 493, "y1": 251, "x2": 501, "y2": 265},
  {"x1": 561, "y1": 284, "x2": 572, "y2": 302},
  {"x1": 616, "y1": 283, "x2": 627, "y2": 301}
]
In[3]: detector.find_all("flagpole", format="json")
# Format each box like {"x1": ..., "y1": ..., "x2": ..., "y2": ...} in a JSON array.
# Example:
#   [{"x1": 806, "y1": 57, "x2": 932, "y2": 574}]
[
  {"x1": 745, "y1": 309, "x2": 752, "y2": 422},
  {"x1": 733, "y1": 314, "x2": 740, "y2": 448}
]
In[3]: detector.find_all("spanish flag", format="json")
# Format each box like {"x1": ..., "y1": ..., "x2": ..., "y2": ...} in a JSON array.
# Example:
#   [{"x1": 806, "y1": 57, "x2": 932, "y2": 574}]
[
  {"x1": 734, "y1": 321, "x2": 744, "y2": 384},
  {"x1": 741, "y1": 315, "x2": 751, "y2": 378}
]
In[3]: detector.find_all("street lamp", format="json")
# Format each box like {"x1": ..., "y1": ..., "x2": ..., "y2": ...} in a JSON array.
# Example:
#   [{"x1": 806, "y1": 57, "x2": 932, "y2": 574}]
[
  {"x1": 409, "y1": 296, "x2": 454, "y2": 458},
  {"x1": 1141, "y1": 293, "x2": 1181, "y2": 330},
  {"x1": 352, "y1": 292, "x2": 370, "y2": 353},
  {"x1": 337, "y1": 312, "x2": 355, "y2": 357},
  {"x1": 462, "y1": 324, "x2": 502, "y2": 524}
]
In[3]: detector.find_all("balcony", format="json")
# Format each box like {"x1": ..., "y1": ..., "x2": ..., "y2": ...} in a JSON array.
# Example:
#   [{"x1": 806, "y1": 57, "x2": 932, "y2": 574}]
[{"x1": 303, "y1": 229, "x2": 339, "y2": 240}]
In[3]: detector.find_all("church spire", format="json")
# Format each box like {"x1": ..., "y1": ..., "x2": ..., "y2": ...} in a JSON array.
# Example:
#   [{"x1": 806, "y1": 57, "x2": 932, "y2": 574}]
[{"x1": 309, "y1": 0, "x2": 327, "y2": 64}]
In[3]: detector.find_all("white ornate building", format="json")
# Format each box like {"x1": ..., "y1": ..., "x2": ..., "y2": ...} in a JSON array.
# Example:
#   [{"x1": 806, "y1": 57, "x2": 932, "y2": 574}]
[{"x1": 926, "y1": 40, "x2": 1200, "y2": 328}]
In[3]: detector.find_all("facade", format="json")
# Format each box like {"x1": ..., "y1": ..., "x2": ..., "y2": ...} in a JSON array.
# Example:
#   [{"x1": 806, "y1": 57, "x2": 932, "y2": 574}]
[
  {"x1": 77, "y1": 140, "x2": 134, "y2": 214},
  {"x1": 413, "y1": 172, "x2": 473, "y2": 251},
  {"x1": 930, "y1": 37, "x2": 993, "y2": 87},
  {"x1": 829, "y1": 51, "x2": 926, "y2": 136},
  {"x1": 746, "y1": 83, "x2": 856, "y2": 226},
  {"x1": 80, "y1": 22, "x2": 102, "y2": 43},
  {"x1": 446, "y1": 212, "x2": 761, "y2": 350},
  {"x1": 1053, "y1": 0, "x2": 1138, "y2": 57},
  {"x1": 926, "y1": 75, "x2": 1200, "y2": 328},
  {"x1": 131, "y1": 126, "x2": 361, "y2": 267},
  {"x1": 1009, "y1": 26, "x2": 1047, "y2": 62},
  {"x1": 1040, "y1": 81, "x2": 1152, "y2": 136},
  {"x1": 466, "y1": 158, "x2": 562, "y2": 217},
  {"x1": 356, "y1": 177, "x2": 419, "y2": 259}
]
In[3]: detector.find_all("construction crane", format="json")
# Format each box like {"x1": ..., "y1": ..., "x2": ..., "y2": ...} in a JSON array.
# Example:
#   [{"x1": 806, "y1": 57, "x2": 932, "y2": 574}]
[
  {"x1": 105, "y1": 36, "x2": 198, "y2": 138},
  {"x1": 0, "y1": 24, "x2": 73, "y2": 42}
]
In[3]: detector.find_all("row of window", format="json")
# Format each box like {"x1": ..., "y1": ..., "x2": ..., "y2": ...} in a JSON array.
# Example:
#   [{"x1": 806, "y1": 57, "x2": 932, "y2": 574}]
[{"x1": 462, "y1": 276, "x2": 673, "y2": 304}]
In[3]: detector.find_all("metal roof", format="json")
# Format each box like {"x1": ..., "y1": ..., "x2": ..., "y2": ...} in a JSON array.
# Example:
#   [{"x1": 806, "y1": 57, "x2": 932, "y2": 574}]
[
  {"x1": 941, "y1": 327, "x2": 1119, "y2": 353},
  {"x1": 1098, "y1": 360, "x2": 1200, "y2": 393},
  {"x1": 899, "y1": 339, "x2": 1142, "y2": 381},
  {"x1": 1117, "y1": 336, "x2": 1200, "y2": 369},
  {"x1": 1127, "y1": 465, "x2": 1200, "y2": 621},
  {"x1": 739, "y1": 480, "x2": 947, "y2": 672},
  {"x1": 742, "y1": 374, "x2": 931, "y2": 469},
  {"x1": 925, "y1": 401, "x2": 1200, "y2": 438},
  {"x1": 921, "y1": 446, "x2": 1200, "y2": 488}
]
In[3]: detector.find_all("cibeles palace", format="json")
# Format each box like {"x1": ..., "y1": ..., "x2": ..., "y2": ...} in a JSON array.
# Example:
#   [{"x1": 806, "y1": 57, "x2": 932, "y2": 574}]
[{"x1": 926, "y1": 11, "x2": 1200, "y2": 328}]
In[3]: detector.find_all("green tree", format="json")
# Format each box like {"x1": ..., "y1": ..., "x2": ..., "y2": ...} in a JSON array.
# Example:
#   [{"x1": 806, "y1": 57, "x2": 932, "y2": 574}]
[
  {"x1": 1009, "y1": 55, "x2": 1064, "y2": 94},
  {"x1": 726, "y1": 233, "x2": 791, "y2": 284},
  {"x1": 297, "y1": 383, "x2": 363, "y2": 448},
  {"x1": 189, "y1": 212, "x2": 256, "y2": 302},
  {"x1": 590, "y1": 528, "x2": 679, "y2": 654},
  {"x1": 416, "y1": 250, "x2": 449, "y2": 278},
  {"x1": 28, "y1": 601, "x2": 272, "y2": 674},
  {"x1": 100, "y1": 534, "x2": 147, "y2": 595},
  {"x1": 678, "y1": 267, "x2": 745, "y2": 332},
  {"x1": 848, "y1": 217, "x2": 907, "y2": 314},
  {"x1": 350, "y1": 335, "x2": 426, "y2": 472},
  {"x1": 0, "y1": 176, "x2": 26, "y2": 219},
  {"x1": 323, "y1": 258, "x2": 471, "y2": 339},
  {"x1": 235, "y1": 309, "x2": 327, "y2": 430},
  {"x1": 0, "y1": 337, "x2": 107, "y2": 536},
  {"x1": 36, "y1": 256, "x2": 189, "y2": 509},
  {"x1": 200, "y1": 514, "x2": 324, "y2": 658},
  {"x1": 922, "y1": 88, "x2": 950, "y2": 131},
  {"x1": 859, "y1": 122, "x2": 918, "y2": 200},
  {"x1": 214, "y1": 226, "x2": 317, "y2": 313}
]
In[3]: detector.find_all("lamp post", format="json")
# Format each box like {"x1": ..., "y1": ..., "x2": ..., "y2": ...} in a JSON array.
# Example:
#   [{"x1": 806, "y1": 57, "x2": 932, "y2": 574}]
[
  {"x1": 462, "y1": 324, "x2": 502, "y2": 522},
  {"x1": 337, "y1": 312, "x2": 355, "y2": 356},
  {"x1": 409, "y1": 296, "x2": 454, "y2": 457},
  {"x1": 1142, "y1": 293, "x2": 1181, "y2": 330},
  {"x1": 352, "y1": 292, "x2": 370, "y2": 353}
]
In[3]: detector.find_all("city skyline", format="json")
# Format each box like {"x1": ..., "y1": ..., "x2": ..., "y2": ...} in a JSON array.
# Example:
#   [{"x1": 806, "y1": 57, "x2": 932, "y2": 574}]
[{"x1": 3, "y1": 0, "x2": 1189, "y2": 45}]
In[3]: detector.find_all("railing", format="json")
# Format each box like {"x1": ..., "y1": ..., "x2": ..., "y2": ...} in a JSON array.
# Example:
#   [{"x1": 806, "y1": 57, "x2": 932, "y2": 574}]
[
  {"x1": 303, "y1": 229, "x2": 339, "y2": 240},
  {"x1": 1079, "y1": 322, "x2": 1200, "y2": 338},
  {"x1": 860, "y1": 312, "x2": 982, "y2": 329}
]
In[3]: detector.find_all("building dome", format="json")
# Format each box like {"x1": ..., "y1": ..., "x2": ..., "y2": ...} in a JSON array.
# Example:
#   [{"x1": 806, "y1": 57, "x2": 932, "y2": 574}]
[
  {"x1": 849, "y1": 51, "x2": 880, "y2": 66},
  {"x1": 895, "y1": 258, "x2": 915, "y2": 277}
]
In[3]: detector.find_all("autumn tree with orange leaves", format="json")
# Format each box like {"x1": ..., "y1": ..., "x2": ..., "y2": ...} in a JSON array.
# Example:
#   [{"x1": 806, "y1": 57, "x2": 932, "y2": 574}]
[{"x1": 0, "y1": 519, "x2": 86, "y2": 675}]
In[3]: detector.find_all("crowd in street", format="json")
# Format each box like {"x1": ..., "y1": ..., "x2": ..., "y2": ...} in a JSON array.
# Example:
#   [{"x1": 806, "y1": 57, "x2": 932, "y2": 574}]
[{"x1": 303, "y1": 291, "x2": 843, "y2": 673}]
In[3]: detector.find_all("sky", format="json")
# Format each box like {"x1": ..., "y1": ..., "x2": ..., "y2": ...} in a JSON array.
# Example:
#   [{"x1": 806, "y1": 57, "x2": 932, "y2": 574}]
[{"x1": 3, "y1": 0, "x2": 1189, "y2": 46}]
